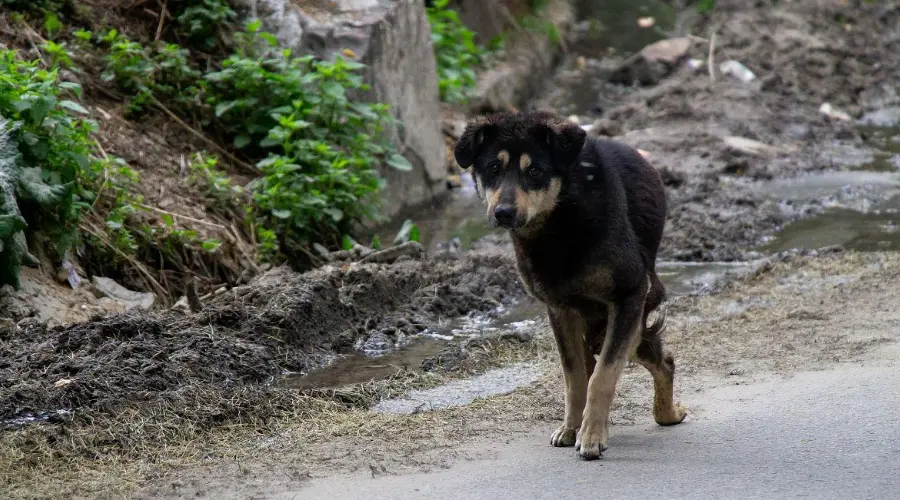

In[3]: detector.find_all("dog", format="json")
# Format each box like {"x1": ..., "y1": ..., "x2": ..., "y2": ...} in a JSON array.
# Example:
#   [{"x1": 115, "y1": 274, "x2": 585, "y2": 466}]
[{"x1": 453, "y1": 110, "x2": 687, "y2": 460}]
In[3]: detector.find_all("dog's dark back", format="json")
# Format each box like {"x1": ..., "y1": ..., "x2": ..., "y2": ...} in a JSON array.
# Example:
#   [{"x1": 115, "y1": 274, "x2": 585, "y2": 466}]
[{"x1": 576, "y1": 136, "x2": 667, "y2": 268}]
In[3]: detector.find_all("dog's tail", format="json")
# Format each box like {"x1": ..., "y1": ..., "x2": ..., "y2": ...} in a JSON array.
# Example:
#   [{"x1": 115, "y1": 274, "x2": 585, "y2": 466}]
[{"x1": 643, "y1": 303, "x2": 667, "y2": 338}]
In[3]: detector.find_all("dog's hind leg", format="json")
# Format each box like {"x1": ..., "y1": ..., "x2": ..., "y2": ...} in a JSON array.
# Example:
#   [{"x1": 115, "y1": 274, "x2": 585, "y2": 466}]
[
  {"x1": 576, "y1": 285, "x2": 647, "y2": 460},
  {"x1": 632, "y1": 273, "x2": 687, "y2": 426},
  {"x1": 548, "y1": 307, "x2": 588, "y2": 447}
]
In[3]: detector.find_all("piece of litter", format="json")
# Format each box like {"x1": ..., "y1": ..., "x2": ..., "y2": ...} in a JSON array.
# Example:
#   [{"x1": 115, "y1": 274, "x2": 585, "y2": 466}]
[
  {"x1": 819, "y1": 102, "x2": 852, "y2": 121},
  {"x1": 53, "y1": 379, "x2": 73, "y2": 388},
  {"x1": 719, "y1": 60, "x2": 756, "y2": 82},
  {"x1": 637, "y1": 16, "x2": 655, "y2": 28},
  {"x1": 686, "y1": 58, "x2": 704, "y2": 71}
]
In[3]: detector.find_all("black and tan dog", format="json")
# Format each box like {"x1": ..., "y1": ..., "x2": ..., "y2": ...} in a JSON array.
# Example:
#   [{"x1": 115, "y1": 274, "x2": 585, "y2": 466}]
[{"x1": 453, "y1": 110, "x2": 687, "y2": 460}]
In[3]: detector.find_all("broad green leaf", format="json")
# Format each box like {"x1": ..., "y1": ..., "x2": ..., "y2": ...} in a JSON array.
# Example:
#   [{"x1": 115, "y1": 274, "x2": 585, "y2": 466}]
[
  {"x1": 29, "y1": 95, "x2": 57, "y2": 124},
  {"x1": 271, "y1": 209, "x2": 291, "y2": 219},
  {"x1": 0, "y1": 214, "x2": 27, "y2": 238},
  {"x1": 233, "y1": 134, "x2": 252, "y2": 149},
  {"x1": 392, "y1": 219, "x2": 421, "y2": 246},
  {"x1": 386, "y1": 152, "x2": 413, "y2": 171},
  {"x1": 59, "y1": 100, "x2": 90, "y2": 114},
  {"x1": 18, "y1": 167, "x2": 72, "y2": 204}
]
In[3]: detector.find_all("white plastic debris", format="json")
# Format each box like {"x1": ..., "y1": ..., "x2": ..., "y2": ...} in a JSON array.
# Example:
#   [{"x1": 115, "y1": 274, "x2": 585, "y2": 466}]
[
  {"x1": 719, "y1": 60, "x2": 756, "y2": 82},
  {"x1": 686, "y1": 58, "x2": 705, "y2": 71},
  {"x1": 818, "y1": 102, "x2": 852, "y2": 121}
]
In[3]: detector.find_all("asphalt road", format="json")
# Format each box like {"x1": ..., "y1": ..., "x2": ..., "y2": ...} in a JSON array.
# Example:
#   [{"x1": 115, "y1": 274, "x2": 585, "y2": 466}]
[{"x1": 287, "y1": 362, "x2": 900, "y2": 500}]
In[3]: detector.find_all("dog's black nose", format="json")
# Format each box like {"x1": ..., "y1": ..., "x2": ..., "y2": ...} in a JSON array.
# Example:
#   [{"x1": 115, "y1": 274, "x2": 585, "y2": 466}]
[{"x1": 493, "y1": 204, "x2": 516, "y2": 227}]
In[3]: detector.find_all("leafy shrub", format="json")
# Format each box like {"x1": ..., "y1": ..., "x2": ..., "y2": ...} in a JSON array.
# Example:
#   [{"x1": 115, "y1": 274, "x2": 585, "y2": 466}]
[
  {"x1": 101, "y1": 30, "x2": 201, "y2": 115},
  {"x1": 203, "y1": 21, "x2": 412, "y2": 258},
  {"x1": 0, "y1": 50, "x2": 95, "y2": 287},
  {"x1": 173, "y1": 0, "x2": 238, "y2": 51},
  {"x1": 100, "y1": 21, "x2": 414, "y2": 262},
  {"x1": 426, "y1": 0, "x2": 491, "y2": 104}
]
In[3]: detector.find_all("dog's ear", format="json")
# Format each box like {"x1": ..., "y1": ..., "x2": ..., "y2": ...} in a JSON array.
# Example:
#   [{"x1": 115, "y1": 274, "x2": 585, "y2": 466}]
[
  {"x1": 531, "y1": 120, "x2": 586, "y2": 168},
  {"x1": 454, "y1": 117, "x2": 497, "y2": 169}
]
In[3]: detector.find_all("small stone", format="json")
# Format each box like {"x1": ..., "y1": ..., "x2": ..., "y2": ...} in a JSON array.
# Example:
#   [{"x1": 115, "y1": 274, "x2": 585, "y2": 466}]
[{"x1": 91, "y1": 276, "x2": 156, "y2": 311}]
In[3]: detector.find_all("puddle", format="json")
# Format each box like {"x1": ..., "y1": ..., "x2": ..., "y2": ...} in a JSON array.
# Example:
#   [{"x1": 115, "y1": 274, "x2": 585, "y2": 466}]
[
  {"x1": 856, "y1": 117, "x2": 900, "y2": 172},
  {"x1": 275, "y1": 338, "x2": 448, "y2": 391},
  {"x1": 760, "y1": 202, "x2": 900, "y2": 254},
  {"x1": 281, "y1": 260, "x2": 746, "y2": 392},
  {"x1": 756, "y1": 118, "x2": 900, "y2": 253},
  {"x1": 755, "y1": 170, "x2": 900, "y2": 202},
  {"x1": 371, "y1": 362, "x2": 542, "y2": 415},
  {"x1": 369, "y1": 176, "x2": 499, "y2": 254},
  {"x1": 657, "y1": 260, "x2": 756, "y2": 295},
  {"x1": 574, "y1": 0, "x2": 678, "y2": 56},
  {"x1": 4, "y1": 409, "x2": 72, "y2": 429}
]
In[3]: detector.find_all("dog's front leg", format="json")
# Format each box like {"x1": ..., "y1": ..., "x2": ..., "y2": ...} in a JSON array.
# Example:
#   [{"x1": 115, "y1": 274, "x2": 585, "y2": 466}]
[
  {"x1": 577, "y1": 289, "x2": 646, "y2": 460},
  {"x1": 548, "y1": 307, "x2": 587, "y2": 447}
]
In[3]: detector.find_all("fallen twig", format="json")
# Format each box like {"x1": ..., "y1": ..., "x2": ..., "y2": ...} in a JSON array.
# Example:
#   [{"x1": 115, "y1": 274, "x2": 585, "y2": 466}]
[
  {"x1": 155, "y1": 0, "x2": 169, "y2": 42},
  {"x1": 357, "y1": 241, "x2": 424, "y2": 264},
  {"x1": 707, "y1": 30, "x2": 717, "y2": 82},
  {"x1": 149, "y1": 96, "x2": 258, "y2": 175},
  {"x1": 137, "y1": 203, "x2": 228, "y2": 230}
]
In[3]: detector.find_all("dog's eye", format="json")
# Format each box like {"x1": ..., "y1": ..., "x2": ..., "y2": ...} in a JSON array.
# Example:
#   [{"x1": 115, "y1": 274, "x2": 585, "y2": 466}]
[
  {"x1": 527, "y1": 167, "x2": 542, "y2": 179},
  {"x1": 489, "y1": 162, "x2": 502, "y2": 174}
]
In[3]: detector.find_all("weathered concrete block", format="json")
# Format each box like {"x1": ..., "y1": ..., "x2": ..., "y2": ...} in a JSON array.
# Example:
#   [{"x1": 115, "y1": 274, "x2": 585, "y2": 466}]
[{"x1": 233, "y1": 0, "x2": 447, "y2": 220}]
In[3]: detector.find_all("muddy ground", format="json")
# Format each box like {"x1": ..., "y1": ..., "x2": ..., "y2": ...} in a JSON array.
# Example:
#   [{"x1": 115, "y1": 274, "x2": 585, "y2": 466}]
[
  {"x1": 3, "y1": 0, "x2": 900, "y2": 498},
  {"x1": 535, "y1": 0, "x2": 900, "y2": 261}
]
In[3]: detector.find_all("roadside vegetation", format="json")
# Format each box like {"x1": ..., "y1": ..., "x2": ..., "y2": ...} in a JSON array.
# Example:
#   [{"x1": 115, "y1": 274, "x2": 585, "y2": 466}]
[{"x1": 0, "y1": 0, "x2": 519, "y2": 296}]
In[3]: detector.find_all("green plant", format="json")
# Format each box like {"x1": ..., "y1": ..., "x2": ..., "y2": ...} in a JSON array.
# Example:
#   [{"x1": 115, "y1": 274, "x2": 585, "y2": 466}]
[
  {"x1": 40, "y1": 40, "x2": 74, "y2": 69},
  {"x1": 187, "y1": 152, "x2": 246, "y2": 210},
  {"x1": 696, "y1": 0, "x2": 715, "y2": 14},
  {"x1": 101, "y1": 31, "x2": 201, "y2": 115},
  {"x1": 392, "y1": 219, "x2": 421, "y2": 245},
  {"x1": 174, "y1": 0, "x2": 237, "y2": 51},
  {"x1": 202, "y1": 21, "x2": 411, "y2": 259},
  {"x1": 426, "y1": 0, "x2": 490, "y2": 104},
  {"x1": 0, "y1": 49, "x2": 96, "y2": 287}
]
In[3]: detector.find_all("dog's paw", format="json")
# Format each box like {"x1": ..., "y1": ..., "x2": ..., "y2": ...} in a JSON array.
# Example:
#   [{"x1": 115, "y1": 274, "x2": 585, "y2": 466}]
[
  {"x1": 575, "y1": 426, "x2": 608, "y2": 460},
  {"x1": 655, "y1": 403, "x2": 688, "y2": 426},
  {"x1": 550, "y1": 425, "x2": 577, "y2": 447}
]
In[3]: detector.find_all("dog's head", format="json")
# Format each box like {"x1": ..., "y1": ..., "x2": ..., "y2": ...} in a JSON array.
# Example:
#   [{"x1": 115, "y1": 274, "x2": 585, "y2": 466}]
[{"x1": 453, "y1": 111, "x2": 586, "y2": 231}]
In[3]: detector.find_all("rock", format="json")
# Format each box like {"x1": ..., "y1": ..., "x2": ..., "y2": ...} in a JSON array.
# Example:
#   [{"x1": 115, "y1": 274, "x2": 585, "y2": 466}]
[
  {"x1": 609, "y1": 37, "x2": 693, "y2": 86},
  {"x1": 449, "y1": 0, "x2": 509, "y2": 44},
  {"x1": 91, "y1": 276, "x2": 156, "y2": 311},
  {"x1": 471, "y1": 0, "x2": 575, "y2": 112},
  {"x1": 233, "y1": 0, "x2": 446, "y2": 219},
  {"x1": 722, "y1": 136, "x2": 782, "y2": 157}
]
